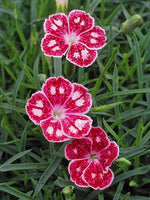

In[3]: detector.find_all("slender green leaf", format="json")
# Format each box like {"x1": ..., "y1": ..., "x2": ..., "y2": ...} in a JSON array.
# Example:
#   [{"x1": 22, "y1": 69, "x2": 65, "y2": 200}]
[
  {"x1": 12, "y1": 69, "x2": 25, "y2": 105},
  {"x1": 1, "y1": 149, "x2": 32, "y2": 165},
  {"x1": 0, "y1": 185, "x2": 37, "y2": 200},
  {"x1": 33, "y1": 56, "x2": 41, "y2": 90},
  {"x1": 0, "y1": 163, "x2": 49, "y2": 172},
  {"x1": 88, "y1": 0, "x2": 100, "y2": 15}
]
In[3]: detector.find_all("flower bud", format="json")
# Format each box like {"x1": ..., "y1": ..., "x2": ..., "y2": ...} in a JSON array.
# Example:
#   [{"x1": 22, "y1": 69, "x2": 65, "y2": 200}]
[
  {"x1": 56, "y1": 0, "x2": 68, "y2": 12},
  {"x1": 129, "y1": 180, "x2": 138, "y2": 187},
  {"x1": 62, "y1": 186, "x2": 74, "y2": 198},
  {"x1": 116, "y1": 157, "x2": 131, "y2": 165},
  {"x1": 121, "y1": 14, "x2": 143, "y2": 33},
  {"x1": 38, "y1": 73, "x2": 47, "y2": 83}
]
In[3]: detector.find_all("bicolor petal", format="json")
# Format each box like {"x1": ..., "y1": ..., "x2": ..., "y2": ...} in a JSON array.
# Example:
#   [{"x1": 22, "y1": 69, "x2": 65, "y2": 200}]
[
  {"x1": 99, "y1": 141, "x2": 119, "y2": 170},
  {"x1": 65, "y1": 83, "x2": 92, "y2": 114},
  {"x1": 65, "y1": 138, "x2": 92, "y2": 160},
  {"x1": 69, "y1": 159, "x2": 90, "y2": 187},
  {"x1": 69, "y1": 10, "x2": 94, "y2": 35},
  {"x1": 44, "y1": 13, "x2": 69, "y2": 36},
  {"x1": 67, "y1": 43, "x2": 97, "y2": 67},
  {"x1": 41, "y1": 34, "x2": 69, "y2": 57},
  {"x1": 42, "y1": 76, "x2": 73, "y2": 106},
  {"x1": 25, "y1": 92, "x2": 53, "y2": 125},
  {"x1": 87, "y1": 127, "x2": 110, "y2": 153},
  {"x1": 83, "y1": 162, "x2": 114, "y2": 189},
  {"x1": 40, "y1": 117, "x2": 69, "y2": 142},
  {"x1": 61, "y1": 114, "x2": 92, "y2": 138},
  {"x1": 79, "y1": 26, "x2": 106, "y2": 50}
]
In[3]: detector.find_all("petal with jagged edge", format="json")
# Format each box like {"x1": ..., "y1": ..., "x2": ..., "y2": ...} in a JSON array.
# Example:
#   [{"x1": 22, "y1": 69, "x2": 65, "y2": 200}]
[
  {"x1": 25, "y1": 92, "x2": 53, "y2": 125},
  {"x1": 67, "y1": 43, "x2": 97, "y2": 67}
]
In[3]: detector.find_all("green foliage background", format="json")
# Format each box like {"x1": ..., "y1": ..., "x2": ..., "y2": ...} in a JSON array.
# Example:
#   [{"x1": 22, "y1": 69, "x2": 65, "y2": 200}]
[{"x1": 0, "y1": 0, "x2": 150, "y2": 199}]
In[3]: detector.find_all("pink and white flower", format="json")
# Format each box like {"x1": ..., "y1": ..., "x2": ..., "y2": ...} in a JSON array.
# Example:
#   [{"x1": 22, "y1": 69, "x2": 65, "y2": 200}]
[
  {"x1": 65, "y1": 127, "x2": 119, "y2": 189},
  {"x1": 25, "y1": 76, "x2": 92, "y2": 142},
  {"x1": 41, "y1": 10, "x2": 106, "y2": 67}
]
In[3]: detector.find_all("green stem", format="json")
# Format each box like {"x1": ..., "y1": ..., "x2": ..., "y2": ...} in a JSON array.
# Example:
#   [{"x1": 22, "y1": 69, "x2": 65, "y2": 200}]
[
  {"x1": 54, "y1": 57, "x2": 62, "y2": 77},
  {"x1": 105, "y1": 30, "x2": 121, "y2": 47}
]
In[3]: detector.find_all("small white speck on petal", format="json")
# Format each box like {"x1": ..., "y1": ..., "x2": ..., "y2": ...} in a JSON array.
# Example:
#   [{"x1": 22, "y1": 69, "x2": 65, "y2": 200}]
[
  {"x1": 36, "y1": 100, "x2": 44, "y2": 108},
  {"x1": 75, "y1": 98, "x2": 85, "y2": 107},
  {"x1": 52, "y1": 46, "x2": 60, "y2": 51},
  {"x1": 54, "y1": 19, "x2": 62, "y2": 26},
  {"x1": 73, "y1": 52, "x2": 80, "y2": 58},
  {"x1": 73, "y1": 148, "x2": 78, "y2": 154},
  {"x1": 51, "y1": 23, "x2": 57, "y2": 30},
  {"x1": 74, "y1": 17, "x2": 80, "y2": 23},
  {"x1": 76, "y1": 166, "x2": 81, "y2": 172},
  {"x1": 50, "y1": 86, "x2": 56, "y2": 95},
  {"x1": 72, "y1": 91, "x2": 81, "y2": 100},
  {"x1": 90, "y1": 38, "x2": 97, "y2": 44},
  {"x1": 91, "y1": 32, "x2": 99, "y2": 38},
  {"x1": 81, "y1": 49, "x2": 89, "y2": 60},
  {"x1": 75, "y1": 119, "x2": 87, "y2": 130},
  {"x1": 46, "y1": 126, "x2": 54, "y2": 135},
  {"x1": 107, "y1": 150, "x2": 111, "y2": 156},
  {"x1": 59, "y1": 87, "x2": 64, "y2": 94},
  {"x1": 56, "y1": 129, "x2": 63, "y2": 137},
  {"x1": 48, "y1": 40, "x2": 56, "y2": 47},
  {"x1": 80, "y1": 20, "x2": 85, "y2": 26},
  {"x1": 69, "y1": 126, "x2": 78, "y2": 134},
  {"x1": 96, "y1": 136, "x2": 101, "y2": 143},
  {"x1": 32, "y1": 108, "x2": 43, "y2": 117},
  {"x1": 91, "y1": 172, "x2": 96, "y2": 179}
]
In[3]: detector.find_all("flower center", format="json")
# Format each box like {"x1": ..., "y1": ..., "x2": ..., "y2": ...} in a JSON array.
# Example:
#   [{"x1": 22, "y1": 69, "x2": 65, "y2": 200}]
[
  {"x1": 52, "y1": 106, "x2": 65, "y2": 119},
  {"x1": 89, "y1": 153, "x2": 99, "y2": 161},
  {"x1": 64, "y1": 32, "x2": 80, "y2": 45}
]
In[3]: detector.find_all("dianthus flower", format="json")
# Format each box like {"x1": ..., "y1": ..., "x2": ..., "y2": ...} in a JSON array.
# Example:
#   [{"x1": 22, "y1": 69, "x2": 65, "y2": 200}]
[
  {"x1": 25, "y1": 76, "x2": 92, "y2": 142},
  {"x1": 65, "y1": 127, "x2": 119, "y2": 189},
  {"x1": 41, "y1": 10, "x2": 106, "y2": 67}
]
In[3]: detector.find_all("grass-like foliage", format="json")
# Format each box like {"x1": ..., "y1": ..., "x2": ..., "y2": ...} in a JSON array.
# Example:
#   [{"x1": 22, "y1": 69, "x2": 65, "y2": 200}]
[{"x1": 0, "y1": 0, "x2": 150, "y2": 199}]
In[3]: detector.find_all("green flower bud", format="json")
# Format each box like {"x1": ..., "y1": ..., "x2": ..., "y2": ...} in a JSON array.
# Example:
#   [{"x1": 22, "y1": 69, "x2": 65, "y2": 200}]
[
  {"x1": 121, "y1": 14, "x2": 143, "y2": 33},
  {"x1": 62, "y1": 186, "x2": 74, "y2": 198},
  {"x1": 129, "y1": 180, "x2": 138, "y2": 187},
  {"x1": 56, "y1": 0, "x2": 68, "y2": 13},
  {"x1": 38, "y1": 74, "x2": 47, "y2": 83},
  {"x1": 116, "y1": 157, "x2": 131, "y2": 165}
]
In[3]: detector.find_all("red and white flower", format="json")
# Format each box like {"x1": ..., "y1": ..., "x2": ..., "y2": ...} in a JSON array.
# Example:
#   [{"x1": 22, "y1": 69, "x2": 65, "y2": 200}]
[
  {"x1": 41, "y1": 10, "x2": 106, "y2": 67},
  {"x1": 25, "y1": 76, "x2": 92, "y2": 142},
  {"x1": 65, "y1": 127, "x2": 119, "y2": 189}
]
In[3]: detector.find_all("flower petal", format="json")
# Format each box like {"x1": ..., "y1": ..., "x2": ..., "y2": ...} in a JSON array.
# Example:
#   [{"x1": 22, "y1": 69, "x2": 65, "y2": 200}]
[
  {"x1": 83, "y1": 162, "x2": 114, "y2": 189},
  {"x1": 41, "y1": 34, "x2": 69, "y2": 57},
  {"x1": 68, "y1": 159, "x2": 90, "y2": 187},
  {"x1": 42, "y1": 76, "x2": 73, "y2": 106},
  {"x1": 25, "y1": 92, "x2": 53, "y2": 125},
  {"x1": 40, "y1": 117, "x2": 69, "y2": 142},
  {"x1": 64, "y1": 83, "x2": 92, "y2": 114},
  {"x1": 79, "y1": 26, "x2": 107, "y2": 50},
  {"x1": 44, "y1": 13, "x2": 69, "y2": 37},
  {"x1": 67, "y1": 43, "x2": 97, "y2": 67},
  {"x1": 99, "y1": 141, "x2": 119, "y2": 170},
  {"x1": 65, "y1": 138, "x2": 92, "y2": 160},
  {"x1": 69, "y1": 10, "x2": 94, "y2": 35},
  {"x1": 87, "y1": 127, "x2": 110, "y2": 153},
  {"x1": 61, "y1": 114, "x2": 92, "y2": 138}
]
